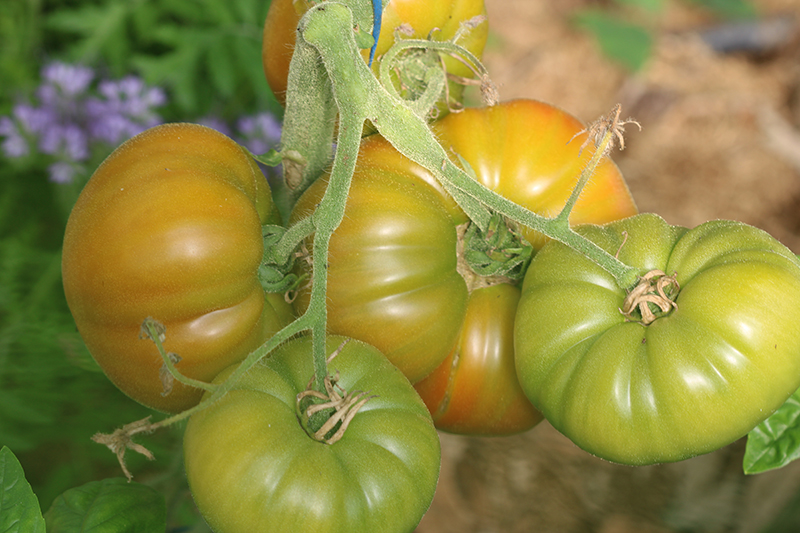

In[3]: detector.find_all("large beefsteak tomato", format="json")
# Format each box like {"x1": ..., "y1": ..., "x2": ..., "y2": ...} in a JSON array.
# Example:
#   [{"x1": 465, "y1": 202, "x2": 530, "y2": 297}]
[
  {"x1": 62, "y1": 123, "x2": 292, "y2": 413},
  {"x1": 515, "y1": 213, "x2": 800, "y2": 464},
  {"x1": 183, "y1": 335, "x2": 441, "y2": 533}
]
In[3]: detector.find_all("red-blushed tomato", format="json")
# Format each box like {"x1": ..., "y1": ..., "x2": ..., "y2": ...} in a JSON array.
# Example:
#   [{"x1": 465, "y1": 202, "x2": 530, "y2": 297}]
[
  {"x1": 183, "y1": 335, "x2": 441, "y2": 533},
  {"x1": 430, "y1": 98, "x2": 639, "y2": 249},
  {"x1": 261, "y1": 0, "x2": 488, "y2": 105},
  {"x1": 515, "y1": 213, "x2": 800, "y2": 465},
  {"x1": 290, "y1": 99, "x2": 637, "y2": 434},
  {"x1": 414, "y1": 284, "x2": 544, "y2": 435},
  {"x1": 62, "y1": 123, "x2": 293, "y2": 413}
]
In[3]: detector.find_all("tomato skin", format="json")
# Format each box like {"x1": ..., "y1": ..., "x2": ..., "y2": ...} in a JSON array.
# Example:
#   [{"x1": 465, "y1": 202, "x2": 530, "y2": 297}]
[
  {"x1": 431, "y1": 99, "x2": 638, "y2": 249},
  {"x1": 62, "y1": 123, "x2": 292, "y2": 413},
  {"x1": 291, "y1": 138, "x2": 468, "y2": 383},
  {"x1": 291, "y1": 100, "x2": 637, "y2": 434},
  {"x1": 414, "y1": 284, "x2": 544, "y2": 435},
  {"x1": 183, "y1": 335, "x2": 441, "y2": 533},
  {"x1": 262, "y1": 0, "x2": 488, "y2": 105},
  {"x1": 515, "y1": 213, "x2": 800, "y2": 465}
]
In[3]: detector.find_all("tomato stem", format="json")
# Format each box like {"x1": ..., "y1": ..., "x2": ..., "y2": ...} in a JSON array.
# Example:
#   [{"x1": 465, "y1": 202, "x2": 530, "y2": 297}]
[{"x1": 139, "y1": 318, "x2": 216, "y2": 394}]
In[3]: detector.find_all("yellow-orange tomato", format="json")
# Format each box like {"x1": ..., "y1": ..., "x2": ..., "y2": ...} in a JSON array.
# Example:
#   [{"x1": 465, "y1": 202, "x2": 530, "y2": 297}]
[
  {"x1": 62, "y1": 123, "x2": 292, "y2": 413},
  {"x1": 291, "y1": 99, "x2": 637, "y2": 434},
  {"x1": 431, "y1": 98, "x2": 639, "y2": 249},
  {"x1": 262, "y1": 0, "x2": 488, "y2": 105}
]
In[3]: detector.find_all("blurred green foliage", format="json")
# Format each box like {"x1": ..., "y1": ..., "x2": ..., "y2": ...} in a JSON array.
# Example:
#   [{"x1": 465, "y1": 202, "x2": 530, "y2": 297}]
[
  {"x1": 0, "y1": 0, "x2": 277, "y2": 528},
  {"x1": 1, "y1": 0, "x2": 279, "y2": 121},
  {"x1": 574, "y1": 0, "x2": 757, "y2": 72}
]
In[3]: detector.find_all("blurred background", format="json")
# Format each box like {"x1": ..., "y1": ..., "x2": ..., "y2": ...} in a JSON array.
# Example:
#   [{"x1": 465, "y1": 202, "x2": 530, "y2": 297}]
[{"x1": 2, "y1": 0, "x2": 800, "y2": 531}]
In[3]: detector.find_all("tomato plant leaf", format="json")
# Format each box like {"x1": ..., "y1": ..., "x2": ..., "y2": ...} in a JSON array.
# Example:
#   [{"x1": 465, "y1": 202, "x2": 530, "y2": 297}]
[
  {"x1": 0, "y1": 446, "x2": 46, "y2": 533},
  {"x1": 43, "y1": 478, "x2": 166, "y2": 533},
  {"x1": 573, "y1": 10, "x2": 653, "y2": 72},
  {"x1": 612, "y1": 0, "x2": 665, "y2": 13},
  {"x1": 744, "y1": 387, "x2": 800, "y2": 474},
  {"x1": 686, "y1": 0, "x2": 757, "y2": 19}
]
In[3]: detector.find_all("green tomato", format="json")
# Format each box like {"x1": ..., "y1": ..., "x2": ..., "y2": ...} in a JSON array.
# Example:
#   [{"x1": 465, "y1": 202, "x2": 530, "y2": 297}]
[
  {"x1": 183, "y1": 336, "x2": 441, "y2": 533},
  {"x1": 515, "y1": 213, "x2": 800, "y2": 465}
]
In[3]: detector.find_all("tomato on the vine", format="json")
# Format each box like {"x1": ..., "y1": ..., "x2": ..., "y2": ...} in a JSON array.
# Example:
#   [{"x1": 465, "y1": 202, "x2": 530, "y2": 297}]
[
  {"x1": 62, "y1": 123, "x2": 293, "y2": 413},
  {"x1": 291, "y1": 99, "x2": 637, "y2": 434},
  {"x1": 183, "y1": 335, "x2": 441, "y2": 533},
  {"x1": 515, "y1": 213, "x2": 800, "y2": 464},
  {"x1": 413, "y1": 284, "x2": 544, "y2": 435},
  {"x1": 261, "y1": 0, "x2": 489, "y2": 105}
]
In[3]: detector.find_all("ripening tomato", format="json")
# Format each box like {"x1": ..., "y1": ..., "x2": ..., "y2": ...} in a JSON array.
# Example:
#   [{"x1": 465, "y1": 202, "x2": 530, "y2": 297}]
[
  {"x1": 291, "y1": 99, "x2": 637, "y2": 434},
  {"x1": 261, "y1": 0, "x2": 489, "y2": 105},
  {"x1": 62, "y1": 123, "x2": 293, "y2": 413},
  {"x1": 183, "y1": 335, "x2": 441, "y2": 533},
  {"x1": 515, "y1": 213, "x2": 800, "y2": 465},
  {"x1": 413, "y1": 284, "x2": 544, "y2": 435}
]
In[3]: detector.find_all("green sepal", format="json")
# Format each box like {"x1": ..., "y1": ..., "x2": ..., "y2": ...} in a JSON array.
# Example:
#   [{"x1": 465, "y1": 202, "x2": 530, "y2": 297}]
[
  {"x1": 260, "y1": 225, "x2": 306, "y2": 293},
  {"x1": 462, "y1": 213, "x2": 534, "y2": 281}
]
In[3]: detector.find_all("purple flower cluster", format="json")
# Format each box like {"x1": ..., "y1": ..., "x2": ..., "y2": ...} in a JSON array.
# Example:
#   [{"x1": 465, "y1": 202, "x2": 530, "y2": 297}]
[
  {"x1": 197, "y1": 112, "x2": 283, "y2": 156},
  {"x1": 0, "y1": 62, "x2": 166, "y2": 183}
]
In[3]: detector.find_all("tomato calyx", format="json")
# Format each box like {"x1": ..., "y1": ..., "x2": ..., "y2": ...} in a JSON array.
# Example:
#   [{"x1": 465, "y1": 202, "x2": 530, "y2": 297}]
[
  {"x1": 295, "y1": 342, "x2": 376, "y2": 444},
  {"x1": 621, "y1": 269, "x2": 680, "y2": 325},
  {"x1": 259, "y1": 225, "x2": 308, "y2": 293},
  {"x1": 458, "y1": 214, "x2": 533, "y2": 289},
  {"x1": 296, "y1": 373, "x2": 375, "y2": 444}
]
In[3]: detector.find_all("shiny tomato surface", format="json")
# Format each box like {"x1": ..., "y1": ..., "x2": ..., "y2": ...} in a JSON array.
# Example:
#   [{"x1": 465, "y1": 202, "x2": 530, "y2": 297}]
[{"x1": 62, "y1": 123, "x2": 292, "y2": 412}]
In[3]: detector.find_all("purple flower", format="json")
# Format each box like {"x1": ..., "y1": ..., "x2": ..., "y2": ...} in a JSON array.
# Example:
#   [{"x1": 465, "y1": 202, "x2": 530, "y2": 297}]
[
  {"x1": 40, "y1": 63, "x2": 94, "y2": 98},
  {"x1": 0, "y1": 117, "x2": 29, "y2": 158},
  {"x1": 48, "y1": 161, "x2": 82, "y2": 184},
  {"x1": 196, "y1": 116, "x2": 233, "y2": 137},
  {"x1": 86, "y1": 76, "x2": 166, "y2": 146},
  {"x1": 236, "y1": 113, "x2": 282, "y2": 155},
  {"x1": 0, "y1": 61, "x2": 166, "y2": 183}
]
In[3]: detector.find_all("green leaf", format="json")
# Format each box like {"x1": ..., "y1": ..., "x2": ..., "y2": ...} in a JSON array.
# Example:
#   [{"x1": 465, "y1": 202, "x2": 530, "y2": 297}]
[
  {"x1": 686, "y1": 0, "x2": 757, "y2": 19},
  {"x1": 573, "y1": 10, "x2": 653, "y2": 72},
  {"x1": 0, "y1": 447, "x2": 46, "y2": 533},
  {"x1": 744, "y1": 387, "x2": 800, "y2": 474},
  {"x1": 44, "y1": 478, "x2": 166, "y2": 533},
  {"x1": 612, "y1": 0, "x2": 666, "y2": 13}
]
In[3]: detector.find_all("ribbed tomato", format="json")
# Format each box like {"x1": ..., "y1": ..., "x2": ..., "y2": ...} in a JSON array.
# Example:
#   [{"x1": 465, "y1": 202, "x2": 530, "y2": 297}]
[
  {"x1": 183, "y1": 335, "x2": 441, "y2": 533},
  {"x1": 515, "y1": 213, "x2": 800, "y2": 464},
  {"x1": 62, "y1": 123, "x2": 292, "y2": 413}
]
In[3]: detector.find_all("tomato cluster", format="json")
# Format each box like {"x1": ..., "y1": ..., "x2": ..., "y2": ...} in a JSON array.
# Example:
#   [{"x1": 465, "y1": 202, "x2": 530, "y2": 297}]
[
  {"x1": 59, "y1": 0, "x2": 800, "y2": 532},
  {"x1": 290, "y1": 99, "x2": 637, "y2": 435}
]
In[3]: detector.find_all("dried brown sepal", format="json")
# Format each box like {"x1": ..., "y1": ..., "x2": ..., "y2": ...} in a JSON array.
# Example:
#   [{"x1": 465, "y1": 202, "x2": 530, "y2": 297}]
[
  {"x1": 296, "y1": 341, "x2": 375, "y2": 445},
  {"x1": 159, "y1": 352, "x2": 182, "y2": 397},
  {"x1": 91, "y1": 417, "x2": 156, "y2": 482},
  {"x1": 570, "y1": 104, "x2": 642, "y2": 158},
  {"x1": 621, "y1": 270, "x2": 680, "y2": 325},
  {"x1": 139, "y1": 317, "x2": 166, "y2": 343}
]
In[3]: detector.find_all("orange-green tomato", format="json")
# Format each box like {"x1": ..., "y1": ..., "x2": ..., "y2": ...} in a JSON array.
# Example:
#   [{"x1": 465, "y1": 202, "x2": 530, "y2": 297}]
[
  {"x1": 261, "y1": 0, "x2": 488, "y2": 105},
  {"x1": 62, "y1": 123, "x2": 293, "y2": 413},
  {"x1": 290, "y1": 100, "x2": 637, "y2": 434}
]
